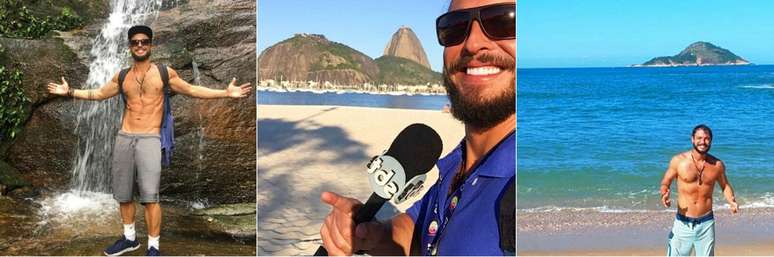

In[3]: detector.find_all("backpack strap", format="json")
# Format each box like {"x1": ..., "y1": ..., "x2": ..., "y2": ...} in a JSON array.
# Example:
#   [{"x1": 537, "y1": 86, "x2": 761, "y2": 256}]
[
  {"x1": 498, "y1": 177, "x2": 515, "y2": 255},
  {"x1": 117, "y1": 68, "x2": 130, "y2": 106},
  {"x1": 157, "y1": 64, "x2": 170, "y2": 96}
]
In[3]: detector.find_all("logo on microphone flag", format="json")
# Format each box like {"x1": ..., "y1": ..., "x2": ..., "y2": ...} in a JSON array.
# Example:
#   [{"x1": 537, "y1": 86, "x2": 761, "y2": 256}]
[{"x1": 367, "y1": 155, "x2": 405, "y2": 199}]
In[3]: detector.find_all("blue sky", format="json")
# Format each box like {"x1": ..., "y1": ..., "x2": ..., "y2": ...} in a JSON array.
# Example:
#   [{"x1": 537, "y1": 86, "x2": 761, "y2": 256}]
[
  {"x1": 519, "y1": 0, "x2": 774, "y2": 68},
  {"x1": 258, "y1": 1, "x2": 451, "y2": 72}
]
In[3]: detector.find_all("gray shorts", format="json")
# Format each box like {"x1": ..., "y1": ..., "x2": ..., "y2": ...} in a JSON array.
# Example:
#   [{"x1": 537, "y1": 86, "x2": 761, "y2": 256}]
[{"x1": 111, "y1": 131, "x2": 161, "y2": 203}]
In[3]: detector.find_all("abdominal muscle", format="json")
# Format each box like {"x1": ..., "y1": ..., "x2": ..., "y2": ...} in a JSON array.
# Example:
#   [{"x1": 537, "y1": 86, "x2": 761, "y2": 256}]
[
  {"x1": 676, "y1": 182, "x2": 714, "y2": 217},
  {"x1": 121, "y1": 94, "x2": 164, "y2": 134}
]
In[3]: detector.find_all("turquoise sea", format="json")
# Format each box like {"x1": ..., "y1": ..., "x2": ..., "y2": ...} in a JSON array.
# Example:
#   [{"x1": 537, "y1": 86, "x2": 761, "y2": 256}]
[{"x1": 518, "y1": 65, "x2": 774, "y2": 212}]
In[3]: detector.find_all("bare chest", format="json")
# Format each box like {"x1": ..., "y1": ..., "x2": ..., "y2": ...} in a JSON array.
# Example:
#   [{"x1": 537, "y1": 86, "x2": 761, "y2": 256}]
[
  {"x1": 677, "y1": 160, "x2": 720, "y2": 185},
  {"x1": 123, "y1": 71, "x2": 164, "y2": 99}
]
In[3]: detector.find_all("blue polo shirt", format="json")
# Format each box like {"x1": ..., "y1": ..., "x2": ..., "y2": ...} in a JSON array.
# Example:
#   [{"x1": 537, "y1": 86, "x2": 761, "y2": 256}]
[{"x1": 407, "y1": 131, "x2": 515, "y2": 256}]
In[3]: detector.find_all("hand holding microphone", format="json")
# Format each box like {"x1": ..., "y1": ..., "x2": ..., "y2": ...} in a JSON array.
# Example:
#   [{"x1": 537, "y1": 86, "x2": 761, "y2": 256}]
[
  {"x1": 317, "y1": 124, "x2": 443, "y2": 256},
  {"x1": 319, "y1": 192, "x2": 390, "y2": 255}
]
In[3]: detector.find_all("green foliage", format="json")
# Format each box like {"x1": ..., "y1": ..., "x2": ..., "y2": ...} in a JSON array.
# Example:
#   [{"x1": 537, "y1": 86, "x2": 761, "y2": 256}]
[
  {"x1": 0, "y1": 0, "x2": 84, "y2": 39},
  {"x1": 375, "y1": 56, "x2": 442, "y2": 85},
  {"x1": 0, "y1": 46, "x2": 30, "y2": 141},
  {"x1": 324, "y1": 42, "x2": 359, "y2": 67},
  {"x1": 282, "y1": 34, "x2": 366, "y2": 72},
  {"x1": 309, "y1": 42, "x2": 361, "y2": 71},
  {"x1": 309, "y1": 60, "x2": 358, "y2": 72}
]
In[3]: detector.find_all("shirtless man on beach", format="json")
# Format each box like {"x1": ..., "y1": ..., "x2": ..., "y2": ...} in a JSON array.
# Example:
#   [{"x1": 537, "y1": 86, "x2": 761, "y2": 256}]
[
  {"x1": 660, "y1": 124, "x2": 739, "y2": 256},
  {"x1": 47, "y1": 25, "x2": 251, "y2": 256}
]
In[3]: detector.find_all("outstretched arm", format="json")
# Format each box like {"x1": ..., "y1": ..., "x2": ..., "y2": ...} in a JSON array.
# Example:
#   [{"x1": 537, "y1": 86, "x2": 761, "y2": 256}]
[
  {"x1": 167, "y1": 67, "x2": 251, "y2": 99},
  {"x1": 660, "y1": 156, "x2": 679, "y2": 208},
  {"x1": 47, "y1": 74, "x2": 120, "y2": 100},
  {"x1": 717, "y1": 161, "x2": 739, "y2": 214}
]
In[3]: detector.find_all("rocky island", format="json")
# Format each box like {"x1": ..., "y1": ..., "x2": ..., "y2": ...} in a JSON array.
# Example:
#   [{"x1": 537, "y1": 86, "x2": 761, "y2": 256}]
[{"x1": 634, "y1": 41, "x2": 751, "y2": 67}]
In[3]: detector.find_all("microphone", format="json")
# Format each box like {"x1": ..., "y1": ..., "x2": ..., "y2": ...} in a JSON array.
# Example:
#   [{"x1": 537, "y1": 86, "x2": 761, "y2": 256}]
[{"x1": 315, "y1": 123, "x2": 443, "y2": 256}]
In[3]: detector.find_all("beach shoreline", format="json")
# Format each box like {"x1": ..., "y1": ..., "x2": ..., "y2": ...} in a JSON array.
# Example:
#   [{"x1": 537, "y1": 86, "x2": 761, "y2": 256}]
[
  {"x1": 518, "y1": 207, "x2": 774, "y2": 255},
  {"x1": 256, "y1": 86, "x2": 446, "y2": 96}
]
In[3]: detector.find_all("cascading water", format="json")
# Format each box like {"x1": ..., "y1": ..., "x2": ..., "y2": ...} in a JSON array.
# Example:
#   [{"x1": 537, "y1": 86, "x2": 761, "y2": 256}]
[
  {"x1": 40, "y1": 0, "x2": 162, "y2": 220},
  {"x1": 192, "y1": 60, "x2": 205, "y2": 172},
  {"x1": 191, "y1": 60, "x2": 209, "y2": 209}
]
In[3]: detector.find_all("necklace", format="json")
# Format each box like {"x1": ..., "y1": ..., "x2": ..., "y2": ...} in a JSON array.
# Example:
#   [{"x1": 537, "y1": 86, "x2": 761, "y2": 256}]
[
  {"x1": 690, "y1": 152, "x2": 705, "y2": 185},
  {"x1": 448, "y1": 152, "x2": 468, "y2": 197},
  {"x1": 132, "y1": 64, "x2": 152, "y2": 99}
]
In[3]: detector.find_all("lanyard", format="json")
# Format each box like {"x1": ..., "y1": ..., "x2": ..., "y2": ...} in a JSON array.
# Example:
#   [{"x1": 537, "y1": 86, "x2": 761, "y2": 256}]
[
  {"x1": 425, "y1": 161, "x2": 469, "y2": 256},
  {"x1": 423, "y1": 130, "x2": 515, "y2": 256}
]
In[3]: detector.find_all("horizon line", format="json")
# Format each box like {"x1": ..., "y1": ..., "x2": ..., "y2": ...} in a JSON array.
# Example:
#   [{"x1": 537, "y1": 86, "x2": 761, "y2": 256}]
[{"x1": 518, "y1": 63, "x2": 772, "y2": 69}]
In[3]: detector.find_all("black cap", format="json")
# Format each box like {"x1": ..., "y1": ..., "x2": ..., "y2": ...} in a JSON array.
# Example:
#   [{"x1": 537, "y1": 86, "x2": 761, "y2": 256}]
[{"x1": 128, "y1": 25, "x2": 153, "y2": 41}]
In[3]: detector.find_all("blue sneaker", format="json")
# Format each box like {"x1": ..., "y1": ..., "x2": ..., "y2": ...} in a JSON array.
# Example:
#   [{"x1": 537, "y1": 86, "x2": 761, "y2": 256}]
[
  {"x1": 146, "y1": 246, "x2": 160, "y2": 256},
  {"x1": 103, "y1": 235, "x2": 141, "y2": 256}
]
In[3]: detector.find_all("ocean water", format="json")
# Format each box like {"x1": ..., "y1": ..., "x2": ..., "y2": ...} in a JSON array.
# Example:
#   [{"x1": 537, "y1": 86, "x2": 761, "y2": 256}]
[
  {"x1": 257, "y1": 90, "x2": 450, "y2": 110},
  {"x1": 518, "y1": 65, "x2": 774, "y2": 212}
]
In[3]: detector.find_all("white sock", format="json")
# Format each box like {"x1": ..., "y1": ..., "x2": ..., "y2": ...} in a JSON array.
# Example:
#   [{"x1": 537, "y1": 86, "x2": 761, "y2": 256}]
[
  {"x1": 123, "y1": 223, "x2": 136, "y2": 241},
  {"x1": 148, "y1": 235, "x2": 160, "y2": 250}
]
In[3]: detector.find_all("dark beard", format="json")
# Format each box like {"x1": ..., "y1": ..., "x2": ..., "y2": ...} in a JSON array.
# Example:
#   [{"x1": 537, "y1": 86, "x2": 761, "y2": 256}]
[
  {"x1": 131, "y1": 50, "x2": 150, "y2": 62},
  {"x1": 443, "y1": 73, "x2": 515, "y2": 130}
]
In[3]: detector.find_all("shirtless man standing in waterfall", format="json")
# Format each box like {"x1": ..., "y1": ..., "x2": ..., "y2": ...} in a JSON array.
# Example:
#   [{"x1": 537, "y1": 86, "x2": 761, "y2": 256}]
[
  {"x1": 46, "y1": 25, "x2": 251, "y2": 256},
  {"x1": 660, "y1": 124, "x2": 739, "y2": 256}
]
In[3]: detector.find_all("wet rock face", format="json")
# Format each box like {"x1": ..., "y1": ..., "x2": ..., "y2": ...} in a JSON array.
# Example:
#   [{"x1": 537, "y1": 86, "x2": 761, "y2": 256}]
[
  {"x1": 21, "y1": 0, "x2": 109, "y2": 22},
  {"x1": 3, "y1": 0, "x2": 256, "y2": 204},
  {"x1": 150, "y1": 0, "x2": 256, "y2": 204},
  {"x1": 1, "y1": 38, "x2": 87, "y2": 191},
  {"x1": 0, "y1": 38, "x2": 88, "y2": 107},
  {"x1": 190, "y1": 202, "x2": 256, "y2": 240},
  {"x1": 0, "y1": 197, "x2": 255, "y2": 255},
  {"x1": 6, "y1": 100, "x2": 80, "y2": 191},
  {"x1": 0, "y1": 160, "x2": 31, "y2": 195}
]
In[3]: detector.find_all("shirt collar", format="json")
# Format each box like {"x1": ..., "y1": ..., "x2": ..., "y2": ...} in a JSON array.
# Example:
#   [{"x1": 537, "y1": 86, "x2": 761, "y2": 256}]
[{"x1": 437, "y1": 131, "x2": 515, "y2": 178}]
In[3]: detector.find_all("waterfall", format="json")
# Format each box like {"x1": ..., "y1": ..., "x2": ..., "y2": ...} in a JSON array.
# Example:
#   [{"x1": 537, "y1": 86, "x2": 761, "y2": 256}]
[
  {"x1": 192, "y1": 60, "x2": 206, "y2": 171},
  {"x1": 38, "y1": 1, "x2": 164, "y2": 221},
  {"x1": 192, "y1": 60, "x2": 202, "y2": 85}
]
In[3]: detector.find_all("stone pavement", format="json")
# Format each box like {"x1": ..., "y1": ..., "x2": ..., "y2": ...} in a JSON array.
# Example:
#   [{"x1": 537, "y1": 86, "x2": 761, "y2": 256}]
[{"x1": 257, "y1": 105, "x2": 464, "y2": 255}]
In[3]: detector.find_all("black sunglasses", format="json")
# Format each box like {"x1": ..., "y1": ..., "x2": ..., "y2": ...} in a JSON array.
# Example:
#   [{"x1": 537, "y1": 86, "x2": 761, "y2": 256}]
[
  {"x1": 129, "y1": 39, "x2": 152, "y2": 47},
  {"x1": 436, "y1": 3, "x2": 515, "y2": 47}
]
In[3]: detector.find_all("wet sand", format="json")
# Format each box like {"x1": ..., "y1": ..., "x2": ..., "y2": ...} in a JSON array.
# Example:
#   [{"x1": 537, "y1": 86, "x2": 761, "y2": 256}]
[{"x1": 518, "y1": 207, "x2": 774, "y2": 255}]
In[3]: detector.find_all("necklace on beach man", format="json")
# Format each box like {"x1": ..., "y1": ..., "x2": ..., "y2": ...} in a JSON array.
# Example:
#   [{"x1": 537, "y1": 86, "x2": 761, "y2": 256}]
[{"x1": 690, "y1": 152, "x2": 705, "y2": 185}]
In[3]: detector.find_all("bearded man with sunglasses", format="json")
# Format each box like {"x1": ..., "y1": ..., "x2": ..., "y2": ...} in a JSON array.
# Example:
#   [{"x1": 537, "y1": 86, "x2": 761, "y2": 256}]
[
  {"x1": 659, "y1": 124, "x2": 739, "y2": 256},
  {"x1": 46, "y1": 25, "x2": 252, "y2": 256},
  {"x1": 318, "y1": 0, "x2": 515, "y2": 255}
]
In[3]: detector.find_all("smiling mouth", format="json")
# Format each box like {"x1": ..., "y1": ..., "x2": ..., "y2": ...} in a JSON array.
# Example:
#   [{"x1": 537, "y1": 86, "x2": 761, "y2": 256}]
[{"x1": 466, "y1": 66, "x2": 502, "y2": 76}]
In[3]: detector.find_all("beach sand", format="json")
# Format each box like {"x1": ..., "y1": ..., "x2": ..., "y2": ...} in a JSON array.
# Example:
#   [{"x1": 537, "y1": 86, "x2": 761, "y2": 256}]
[
  {"x1": 257, "y1": 104, "x2": 464, "y2": 255},
  {"x1": 518, "y1": 207, "x2": 774, "y2": 255}
]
